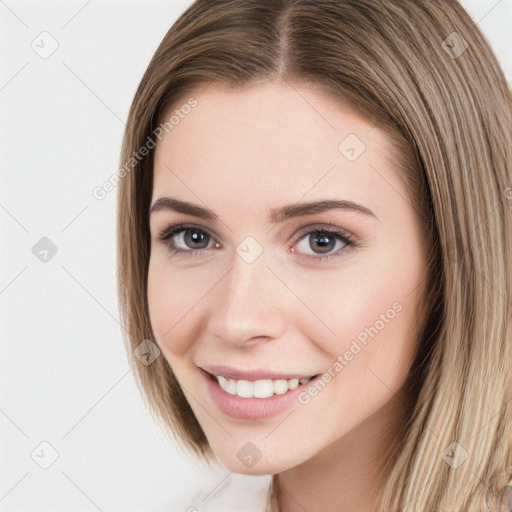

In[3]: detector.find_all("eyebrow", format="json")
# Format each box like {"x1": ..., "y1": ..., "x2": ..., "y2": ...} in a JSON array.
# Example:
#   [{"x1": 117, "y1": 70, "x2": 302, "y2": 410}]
[{"x1": 150, "y1": 197, "x2": 377, "y2": 222}]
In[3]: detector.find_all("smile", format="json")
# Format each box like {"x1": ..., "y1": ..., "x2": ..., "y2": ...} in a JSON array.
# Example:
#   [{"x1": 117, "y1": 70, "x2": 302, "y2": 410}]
[
  {"x1": 199, "y1": 368, "x2": 321, "y2": 419},
  {"x1": 214, "y1": 374, "x2": 316, "y2": 398}
]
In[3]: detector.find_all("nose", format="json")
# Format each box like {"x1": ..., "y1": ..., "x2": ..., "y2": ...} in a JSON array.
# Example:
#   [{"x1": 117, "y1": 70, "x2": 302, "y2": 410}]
[{"x1": 206, "y1": 249, "x2": 287, "y2": 348}]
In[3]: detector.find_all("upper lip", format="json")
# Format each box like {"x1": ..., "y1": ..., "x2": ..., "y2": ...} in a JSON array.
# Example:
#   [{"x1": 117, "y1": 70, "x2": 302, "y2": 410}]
[{"x1": 199, "y1": 364, "x2": 319, "y2": 381}]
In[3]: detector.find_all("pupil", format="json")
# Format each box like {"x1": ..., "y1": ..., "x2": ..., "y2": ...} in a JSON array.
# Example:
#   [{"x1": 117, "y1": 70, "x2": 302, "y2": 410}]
[{"x1": 311, "y1": 232, "x2": 335, "y2": 254}]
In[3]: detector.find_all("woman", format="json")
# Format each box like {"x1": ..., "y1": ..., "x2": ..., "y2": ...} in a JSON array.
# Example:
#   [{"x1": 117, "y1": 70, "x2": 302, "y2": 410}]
[{"x1": 116, "y1": 1, "x2": 512, "y2": 510}]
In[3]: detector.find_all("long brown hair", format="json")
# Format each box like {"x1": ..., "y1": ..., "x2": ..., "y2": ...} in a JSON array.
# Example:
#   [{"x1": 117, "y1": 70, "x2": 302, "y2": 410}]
[{"x1": 116, "y1": 1, "x2": 512, "y2": 509}]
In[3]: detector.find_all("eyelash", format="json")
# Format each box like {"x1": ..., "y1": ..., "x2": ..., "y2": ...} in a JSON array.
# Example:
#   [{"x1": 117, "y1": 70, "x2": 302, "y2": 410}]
[{"x1": 156, "y1": 223, "x2": 358, "y2": 263}]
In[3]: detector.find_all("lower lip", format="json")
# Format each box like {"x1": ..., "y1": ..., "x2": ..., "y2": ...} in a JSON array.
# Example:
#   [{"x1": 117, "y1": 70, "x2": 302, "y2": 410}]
[{"x1": 200, "y1": 369, "x2": 320, "y2": 420}]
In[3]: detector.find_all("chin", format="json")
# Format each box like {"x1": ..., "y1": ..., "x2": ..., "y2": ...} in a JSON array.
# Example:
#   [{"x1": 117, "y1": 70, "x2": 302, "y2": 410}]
[{"x1": 209, "y1": 438, "x2": 310, "y2": 476}]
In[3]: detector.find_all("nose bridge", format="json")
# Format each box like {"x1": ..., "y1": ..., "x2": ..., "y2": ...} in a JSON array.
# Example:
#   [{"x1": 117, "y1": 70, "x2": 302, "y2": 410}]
[{"x1": 207, "y1": 246, "x2": 286, "y2": 345}]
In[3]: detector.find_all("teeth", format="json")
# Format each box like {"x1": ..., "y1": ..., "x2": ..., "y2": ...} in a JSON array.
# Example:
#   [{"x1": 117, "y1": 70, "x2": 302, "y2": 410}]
[
  {"x1": 254, "y1": 379, "x2": 274, "y2": 398},
  {"x1": 217, "y1": 376, "x2": 236, "y2": 394},
  {"x1": 215, "y1": 375, "x2": 314, "y2": 398},
  {"x1": 273, "y1": 379, "x2": 288, "y2": 395},
  {"x1": 288, "y1": 378, "x2": 299, "y2": 390},
  {"x1": 237, "y1": 379, "x2": 253, "y2": 398}
]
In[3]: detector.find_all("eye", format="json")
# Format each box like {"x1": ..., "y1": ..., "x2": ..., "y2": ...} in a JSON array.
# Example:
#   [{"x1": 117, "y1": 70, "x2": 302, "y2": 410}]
[
  {"x1": 157, "y1": 224, "x2": 219, "y2": 257},
  {"x1": 291, "y1": 225, "x2": 357, "y2": 262},
  {"x1": 156, "y1": 223, "x2": 358, "y2": 261}
]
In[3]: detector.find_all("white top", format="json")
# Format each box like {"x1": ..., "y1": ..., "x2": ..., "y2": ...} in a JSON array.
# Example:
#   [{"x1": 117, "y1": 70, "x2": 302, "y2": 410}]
[{"x1": 188, "y1": 472, "x2": 272, "y2": 512}]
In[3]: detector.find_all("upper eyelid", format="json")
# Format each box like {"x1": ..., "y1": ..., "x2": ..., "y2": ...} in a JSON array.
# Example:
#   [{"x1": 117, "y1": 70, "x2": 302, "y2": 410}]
[
  {"x1": 157, "y1": 222, "x2": 216, "y2": 241},
  {"x1": 157, "y1": 221, "x2": 352, "y2": 237}
]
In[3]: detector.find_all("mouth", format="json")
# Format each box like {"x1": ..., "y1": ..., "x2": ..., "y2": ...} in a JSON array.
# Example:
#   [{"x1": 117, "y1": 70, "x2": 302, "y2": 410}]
[{"x1": 201, "y1": 369, "x2": 320, "y2": 399}]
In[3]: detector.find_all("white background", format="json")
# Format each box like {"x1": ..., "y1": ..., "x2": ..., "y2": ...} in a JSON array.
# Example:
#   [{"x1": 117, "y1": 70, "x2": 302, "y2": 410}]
[{"x1": 1, "y1": 1, "x2": 510, "y2": 510}]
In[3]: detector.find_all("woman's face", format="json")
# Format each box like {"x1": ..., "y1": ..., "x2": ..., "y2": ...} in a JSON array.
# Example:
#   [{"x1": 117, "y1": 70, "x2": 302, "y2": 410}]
[{"x1": 147, "y1": 82, "x2": 428, "y2": 475}]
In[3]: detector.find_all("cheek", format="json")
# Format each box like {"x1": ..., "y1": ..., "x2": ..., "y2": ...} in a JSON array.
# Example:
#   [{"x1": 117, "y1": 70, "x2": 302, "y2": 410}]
[
  {"x1": 296, "y1": 258, "x2": 423, "y2": 411},
  {"x1": 147, "y1": 258, "x2": 202, "y2": 356},
  {"x1": 293, "y1": 268, "x2": 421, "y2": 436},
  {"x1": 299, "y1": 260, "x2": 419, "y2": 351}
]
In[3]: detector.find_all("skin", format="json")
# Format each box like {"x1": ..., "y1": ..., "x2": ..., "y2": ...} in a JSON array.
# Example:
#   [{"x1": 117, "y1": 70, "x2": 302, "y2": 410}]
[{"x1": 147, "y1": 81, "x2": 428, "y2": 512}]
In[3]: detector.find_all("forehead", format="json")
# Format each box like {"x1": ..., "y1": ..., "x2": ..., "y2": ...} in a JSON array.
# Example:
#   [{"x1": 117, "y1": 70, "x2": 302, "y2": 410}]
[{"x1": 152, "y1": 82, "x2": 398, "y2": 216}]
